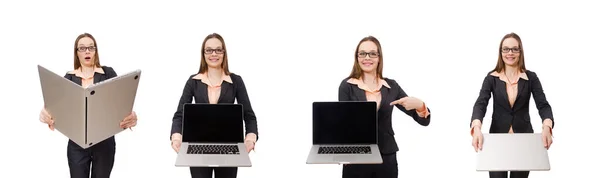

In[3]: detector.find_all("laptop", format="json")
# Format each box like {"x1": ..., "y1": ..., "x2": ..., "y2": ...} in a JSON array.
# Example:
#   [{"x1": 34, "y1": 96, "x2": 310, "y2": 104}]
[
  {"x1": 476, "y1": 133, "x2": 551, "y2": 171},
  {"x1": 38, "y1": 65, "x2": 141, "y2": 149},
  {"x1": 306, "y1": 101, "x2": 382, "y2": 164},
  {"x1": 175, "y1": 103, "x2": 252, "y2": 167}
]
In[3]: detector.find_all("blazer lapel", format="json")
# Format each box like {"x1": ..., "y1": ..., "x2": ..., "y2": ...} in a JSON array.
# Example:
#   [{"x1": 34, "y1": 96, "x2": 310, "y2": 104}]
[
  {"x1": 497, "y1": 79, "x2": 512, "y2": 110},
  {"x1": 93, "y1": 74, "x2": 101, "y2": 84},
  {"x1": 217, "y1": 82, "x2": 232, "y2": 103},
  {"x1": 73, "y1": 76, "x2": 83, "y2": 86},
  {"x1": 514, "y1": 79, "x2": 527, "y2": 105},
  {"x1": 352, "y1": 85, "x2": 367, "y2": 101},
  {"x1": 380, "y1": 85, "x2": 389, "y2": 105},
  {"x1": 197, "y1": 82, "x2": 209, "y2": 103}
]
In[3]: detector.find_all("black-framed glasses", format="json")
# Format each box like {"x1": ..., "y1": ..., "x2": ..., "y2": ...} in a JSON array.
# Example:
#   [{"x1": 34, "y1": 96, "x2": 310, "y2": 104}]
[
  {"x1": 204, "y1": 48, "x2": 225, "y2": 54},
  {"x1": 77, "y1": 46, "x2": 96, "y2": 52},
  {"x1": 357, "y1": 51, "x2": 380, "y2": 58},
  {"x1": 501, "y1": 47, "x2": 521, "y2": 53}
]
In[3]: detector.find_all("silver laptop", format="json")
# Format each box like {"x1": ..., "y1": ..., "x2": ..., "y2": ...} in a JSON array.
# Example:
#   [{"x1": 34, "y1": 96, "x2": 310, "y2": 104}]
[
  {"x1": 175, "y1": 103, "x2": 252, "y2": 167},
  {"x1": 476, "y1": 133, "x2": 551, "y2": 171},
  {"x1": 38, "y1": 65, "x2": 141, "y2": 149},
  {"x1": 306, "y1": 101, "x2": 382, "y2": 164}
]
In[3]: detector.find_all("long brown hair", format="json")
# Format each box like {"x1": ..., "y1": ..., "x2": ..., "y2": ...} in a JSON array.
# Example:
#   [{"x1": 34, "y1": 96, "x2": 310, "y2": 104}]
[
  {"x1": 198, "y1": 33, "x2": 231, "y2": 75},
  {"x1": 349, "y1": 36, "x2": 384, "y2": 79},
  {"x1": 73, "y1": 33, "x2": 101, "y2": 70},
  {"x1": 492, "y1": 32, "x2": 526, "y2": 73}
]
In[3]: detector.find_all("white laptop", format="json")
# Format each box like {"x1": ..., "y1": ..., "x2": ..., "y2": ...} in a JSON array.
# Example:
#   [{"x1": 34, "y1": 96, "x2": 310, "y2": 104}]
[
  {"x1": 38, "y1": 65, "x2": 141, "y2": 149},
  {"x1": 476, "y1": 133, "x2": 551, "y2": 171}
]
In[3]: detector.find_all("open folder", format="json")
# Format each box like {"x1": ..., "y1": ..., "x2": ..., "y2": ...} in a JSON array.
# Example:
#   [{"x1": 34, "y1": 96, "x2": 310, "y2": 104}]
[
  {"x1": 37, "y1": 65, "x2": 141, "y2": 149},
  {"x1": 476, "y1": 133, "x2": 551, "y2": 171}
]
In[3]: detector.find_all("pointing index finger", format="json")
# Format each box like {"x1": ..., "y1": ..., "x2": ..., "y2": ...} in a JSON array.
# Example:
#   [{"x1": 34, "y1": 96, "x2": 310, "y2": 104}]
[{"x1": 391, "y1": 97, "x2": 408, "y2": 105}]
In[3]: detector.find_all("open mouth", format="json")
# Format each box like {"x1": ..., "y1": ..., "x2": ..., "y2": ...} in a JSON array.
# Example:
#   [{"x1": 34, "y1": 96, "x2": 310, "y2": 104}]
[
  {"x1": 362, "y1": 62, "x2": 373, "y2": 66},
  {"x1": 85, "y1": 57, "x2": 91, "y2": 60},
  {"x1": 209, "y1": 58, "x2": 219, "y2": 62}
]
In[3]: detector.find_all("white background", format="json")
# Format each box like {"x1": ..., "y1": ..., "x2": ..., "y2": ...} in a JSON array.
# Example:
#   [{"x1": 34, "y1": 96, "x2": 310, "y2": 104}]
[{"x1": 1, "y1": 0, "x2": 599, "y2": 177}]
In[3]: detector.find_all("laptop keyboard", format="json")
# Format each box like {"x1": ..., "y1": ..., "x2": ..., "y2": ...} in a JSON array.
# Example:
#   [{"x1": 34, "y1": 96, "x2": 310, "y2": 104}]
[
  {"x1": 318, "y1": 146, "x2": 371, "y2": 154},
  {"x1": 187, "y1": 144, "x2": 240, "y2": 155}
]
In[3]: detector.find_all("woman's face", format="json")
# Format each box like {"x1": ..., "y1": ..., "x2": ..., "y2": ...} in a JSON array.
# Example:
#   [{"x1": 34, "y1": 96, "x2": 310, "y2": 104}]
[
  {"x1": 357, "y1": 41, "x2": 380, "y2": 74},
  {"x1": 203, "y1": 38, "x2": 224, "y2": 68},
  {"x1": 77, "y1": 37, "x2": 96, "y2": 67},
  {"x1": 501, "y1": 37, "x2": 521, "y2": 67}
]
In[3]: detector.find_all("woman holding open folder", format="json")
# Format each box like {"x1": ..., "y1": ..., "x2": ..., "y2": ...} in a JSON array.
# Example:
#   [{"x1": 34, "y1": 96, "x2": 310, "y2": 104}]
[
  {"x1": 38, "y1": 33, "x2": 138, "y2": 178},
  {"x1": 470, "y1": 32, "x2": 555, "y2": 178},
  {"x1": 338, "y1": 36, "x2": 431, "y2": 178},
  {"x1": 169, "y1": 33, "x2": 259, "y2": 178}
]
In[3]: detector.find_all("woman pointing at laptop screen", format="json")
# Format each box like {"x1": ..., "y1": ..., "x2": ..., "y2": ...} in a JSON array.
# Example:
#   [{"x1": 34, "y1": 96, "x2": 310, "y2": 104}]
[{"x1": 337, "y1": 36, "x2": 431, "y2": 178}]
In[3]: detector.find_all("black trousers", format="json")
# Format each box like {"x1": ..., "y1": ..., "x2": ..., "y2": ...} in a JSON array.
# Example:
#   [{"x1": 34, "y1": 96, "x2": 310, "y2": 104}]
[
  {"x1": 67, "y1": 136, "x2": 116, "y2": 178},
  {"x1": 342, "y1": 153, "x2": 398, "y2": 178},
  {"x1": 489, "y1": 171, "x2": 530, "y2": 178},
  {"x1": 190, "y1": 167, "x2": 238, "y2": 178}
]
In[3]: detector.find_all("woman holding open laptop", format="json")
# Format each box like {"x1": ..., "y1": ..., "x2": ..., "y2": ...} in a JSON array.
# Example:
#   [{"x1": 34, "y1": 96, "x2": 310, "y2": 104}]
[
  {"x1": 38, "y1": 33, "x2": 138, "y2": 178},
  {"x1": 169, "y1": 33, "x2": 259, "y2": 178},
  {"x1": 469, "y1": 32, "x2": 554, "y2": 178},
  {"x1": 337, "y1": 36, "x2": 431, "y2": 178}
]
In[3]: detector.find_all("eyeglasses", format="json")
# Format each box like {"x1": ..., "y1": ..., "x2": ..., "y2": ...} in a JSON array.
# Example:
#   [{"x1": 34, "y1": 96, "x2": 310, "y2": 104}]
[
  {"x1": 501, "y1": 47, "x2": 521, "y2": 53},
  {"x1": 357, "y1": 51, "x2": 380, "y2": 58},
  {"x1": 77, "y1": 46, "x2": 96, "y2": 52},
  {"x1": 204, "y1": 48, "x2": 225, "y2": 54}
]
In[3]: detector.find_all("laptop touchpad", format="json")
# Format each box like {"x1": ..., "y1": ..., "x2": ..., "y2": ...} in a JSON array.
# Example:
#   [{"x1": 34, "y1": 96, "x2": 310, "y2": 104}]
[{"x1": 333, "y1": 155, "x2": 353, "y2": 162}]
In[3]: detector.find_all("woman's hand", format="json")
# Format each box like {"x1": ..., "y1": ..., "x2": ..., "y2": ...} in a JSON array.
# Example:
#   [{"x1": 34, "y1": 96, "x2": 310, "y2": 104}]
[
  {"x1": 390, "y1": 97, "x2": 424, "y2": 110},
  {"x1": 171, "y1": 133, "x2": 183, "y2": 153},
  {"x1": 39, "y1": 108, "x2": 54, "y2": 131},
  {"x1": 471, "y1": 120, "x2": 483, "y2": 152},
  {"x1": 542, "y1": 126, "x2": 553, "y2": 150},
  {"x1": 244, "y1": 133, "x2": 257, "y2": 153},
  {"x1": 472, "y1": 128, "x2": 483, "y2": 152},
  {"x1": 120, "y1": 111, "x2": 138, "y2": 129}
]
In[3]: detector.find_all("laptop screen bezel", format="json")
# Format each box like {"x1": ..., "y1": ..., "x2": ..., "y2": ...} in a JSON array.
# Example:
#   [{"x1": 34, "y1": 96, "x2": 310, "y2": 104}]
[
  {"x1": 312, "y1": 101, "x2": 378, "y2": 145},
  {"x1": 181, "y1": 103, "x2": 245, "y2": 143}
]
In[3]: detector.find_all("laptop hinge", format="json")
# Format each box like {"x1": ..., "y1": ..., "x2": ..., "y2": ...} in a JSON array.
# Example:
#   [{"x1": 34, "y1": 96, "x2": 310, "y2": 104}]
[
  {"x1": 318, "y1": 144, "x2": 371, "y2": 146},
  {"x1": 85, "y1": 97, "x2": 88, "y2": 145}
]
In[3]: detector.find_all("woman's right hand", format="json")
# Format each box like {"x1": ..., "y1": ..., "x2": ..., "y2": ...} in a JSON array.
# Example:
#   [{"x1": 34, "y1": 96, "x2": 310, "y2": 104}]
[
  {"x1": 471, "y1": 127, "x2": 483, "y2": 152},
  {"x1": 39, "y1": 108, "x2": 54, "y2": 131},
  {"x1": 171, "y1": 133, "x2": 183, "y2": 153}
]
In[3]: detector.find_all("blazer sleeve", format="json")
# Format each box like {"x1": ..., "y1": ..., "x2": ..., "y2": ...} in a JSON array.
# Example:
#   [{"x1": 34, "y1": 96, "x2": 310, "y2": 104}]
[
  {"x1": 528, "y1": 71, "x2": 554, "y2": 128},
  {"x1": 233, "y1": 75, "x2": 259, "y2": 141},
  {"x1": 170, "y1": 75, "x2": 195, "y2": 140},
  {"x1": 391, "y1": 80, "x2": 431, "y2": 126},
  {"x1": 471, "y1": 74, "x2": 493, "y2": 127},
  {"x1": 338, "y1": 79, "x2": 352, "y2": 101}
]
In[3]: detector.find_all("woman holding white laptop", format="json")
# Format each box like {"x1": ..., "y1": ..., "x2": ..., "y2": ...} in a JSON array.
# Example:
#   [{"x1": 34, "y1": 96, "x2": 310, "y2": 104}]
[{"x1": 39, "y1": 33, "x2": 138, "y2": 178}]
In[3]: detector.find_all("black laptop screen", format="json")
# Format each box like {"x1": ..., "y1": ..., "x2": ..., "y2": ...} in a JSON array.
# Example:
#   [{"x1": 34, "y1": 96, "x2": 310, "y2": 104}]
[
  {"x1": 182, "y1": 104, "x2": 244, "y2": 143},
  {"x1": 312, "y1": 101, "x2": 377, "y2": 144}
]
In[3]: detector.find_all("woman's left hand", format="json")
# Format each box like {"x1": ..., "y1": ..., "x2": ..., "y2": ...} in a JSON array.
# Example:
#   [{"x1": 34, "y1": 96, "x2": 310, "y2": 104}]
[{"x1": 120, "y1": 111, "x2": 138, "y2": 129}]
